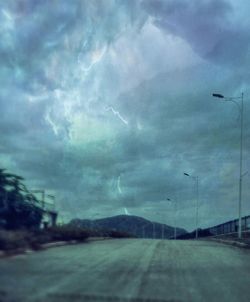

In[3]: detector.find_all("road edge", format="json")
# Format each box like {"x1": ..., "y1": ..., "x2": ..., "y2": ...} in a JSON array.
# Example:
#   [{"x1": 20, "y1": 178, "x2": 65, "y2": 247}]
[
  {"x1": 208, "y1": 238, "x2": 250, "y2": 249},
  {"x1": 0, "y1": 237, "x2": 111, "y2": 258}
]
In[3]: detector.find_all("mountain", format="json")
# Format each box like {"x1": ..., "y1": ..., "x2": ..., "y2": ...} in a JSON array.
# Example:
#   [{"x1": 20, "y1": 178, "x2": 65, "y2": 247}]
[
  {"x1": 176, "y1": 228, "x2": 213, "y2": 239},
  {"x1": 69, "y1": 215, "x2": 187, "y2": 239}
]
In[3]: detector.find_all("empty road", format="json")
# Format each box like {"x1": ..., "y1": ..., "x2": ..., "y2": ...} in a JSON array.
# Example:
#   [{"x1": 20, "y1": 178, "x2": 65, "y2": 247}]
[{"x1": 0, "y1": 239, "x2": 250, "y2": 302}]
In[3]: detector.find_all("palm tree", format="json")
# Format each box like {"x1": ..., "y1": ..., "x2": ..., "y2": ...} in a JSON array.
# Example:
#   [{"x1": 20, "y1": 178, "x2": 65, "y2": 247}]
[
  {"x1": 0, "y1": 168, "x2": 42, "y2": 230},
  {"x1": 0, "y1": 168, "x2": 13, "y2": 211},
  {"x1": 0, "y1": 168, "x2": 11, "y2": 193}
]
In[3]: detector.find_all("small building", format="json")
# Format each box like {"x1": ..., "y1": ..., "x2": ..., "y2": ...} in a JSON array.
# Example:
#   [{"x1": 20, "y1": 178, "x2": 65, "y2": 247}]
[{"x1": 41, "y1": 209, "x2": 58, "y2": 229}]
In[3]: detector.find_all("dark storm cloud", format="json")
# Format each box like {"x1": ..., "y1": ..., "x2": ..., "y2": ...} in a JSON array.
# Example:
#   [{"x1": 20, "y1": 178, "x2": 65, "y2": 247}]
[
  {"x1": 0, "y1": 1, "x2": 76, "y2": 77},
  {"x1": 0, "y1": 0, "x2": 249, "y2": 229},
  {"x1": 0, "y1": 0, "x2": 146, "y2": 90},
  {"x1": 113, "y1": 61, "x2": 250, "y2": 226},
  {"x1": 142, "y1": 0, "x2": 250, "y2": 66}
]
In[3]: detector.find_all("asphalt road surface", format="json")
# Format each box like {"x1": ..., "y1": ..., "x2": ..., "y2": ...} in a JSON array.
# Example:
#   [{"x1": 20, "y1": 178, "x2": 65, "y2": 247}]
[{"x1": 0, "y1": 239, "x2": 250, "y2": 302}]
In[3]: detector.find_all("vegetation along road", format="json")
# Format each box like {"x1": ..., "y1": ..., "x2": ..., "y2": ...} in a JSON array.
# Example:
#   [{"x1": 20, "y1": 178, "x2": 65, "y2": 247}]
[{"x1": 0, "y1": 239, "x2": 250, "y2": 302}]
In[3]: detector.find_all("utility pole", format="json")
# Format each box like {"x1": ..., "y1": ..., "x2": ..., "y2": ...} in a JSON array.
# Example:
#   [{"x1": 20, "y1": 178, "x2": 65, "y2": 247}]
[
  {"x1": 212, "y1": 92, "x2": 244, "y2": 238},
  {"x1": 238, "y1": 93, "x2": 244, "y2": 238},
  {"x1": 184, "y1": 173, "x2": 199, "y2": 239},
  {"x1": 167, "y1": 198, "x2": 177, "y2": 240}
]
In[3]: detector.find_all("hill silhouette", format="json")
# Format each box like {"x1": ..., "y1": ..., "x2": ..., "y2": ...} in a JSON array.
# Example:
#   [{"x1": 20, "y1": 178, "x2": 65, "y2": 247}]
[{"x1": 70, "y1": 215, "x2": 187, "y2": 239}]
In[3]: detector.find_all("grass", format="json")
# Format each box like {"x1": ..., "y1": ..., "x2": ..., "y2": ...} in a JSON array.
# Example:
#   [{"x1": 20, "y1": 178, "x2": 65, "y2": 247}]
[
  {"x1": 0, "y1": 225, "x2": 135, "y2": 253},
  {"x1": 0, "y1": 230, "x2": 31, "y2": 251},
  {"x1": 0, "y1": 226, "x2": 89, "y2": 252}
]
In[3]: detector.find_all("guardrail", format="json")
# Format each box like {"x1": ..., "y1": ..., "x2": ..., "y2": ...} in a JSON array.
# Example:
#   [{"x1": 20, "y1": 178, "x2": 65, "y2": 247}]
[
  {"x1": 211, "y1": 230, "x2": 250, "y2": 239},
  {"x1": 204, "y1": 215, "x2": 250, "y2": 236}
]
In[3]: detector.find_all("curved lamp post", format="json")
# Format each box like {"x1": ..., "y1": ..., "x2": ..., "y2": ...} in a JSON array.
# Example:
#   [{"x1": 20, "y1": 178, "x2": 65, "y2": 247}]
[
  {"x1": 212, "y1": 92, "x2": 244, "y2": 239},
  {"x1": 167, "y1": 198, "x2": 177, "y2": 240},
  {"x1": 184, "y1": 173, "x2": 199, "y2": 239}
]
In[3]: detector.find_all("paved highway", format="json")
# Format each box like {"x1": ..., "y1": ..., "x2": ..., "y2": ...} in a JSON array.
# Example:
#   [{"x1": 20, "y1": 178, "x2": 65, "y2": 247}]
[{"x1": 0, "y1": 239, "x2": 250, "y2": 302}]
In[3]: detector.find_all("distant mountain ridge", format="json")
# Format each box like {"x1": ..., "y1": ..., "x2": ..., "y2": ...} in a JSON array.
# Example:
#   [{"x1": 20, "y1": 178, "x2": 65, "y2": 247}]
[{"x1": 69, "y1": 215, "x2": 187, "y2": 239}]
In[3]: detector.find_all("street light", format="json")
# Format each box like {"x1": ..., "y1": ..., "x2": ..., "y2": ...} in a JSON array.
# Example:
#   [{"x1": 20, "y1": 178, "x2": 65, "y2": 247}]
[
  {"x1": 184, "y1": 172, "x2": 199, "y2": 239},
  {"x1": 166, "y1": 198, "x2": 177, "y2": 240},
  {"x1": 212, "y1": 93, "x2": 224, "y2": 98},
  {"x1": 141, "y1": 224, "x2": 147, "y2": 239},
  {"x1": 141, "y1": 222, "x2": 156, "y2": 239},
  {"x1": 212, "y1": 92, "x2": 244, "y2": 239}
]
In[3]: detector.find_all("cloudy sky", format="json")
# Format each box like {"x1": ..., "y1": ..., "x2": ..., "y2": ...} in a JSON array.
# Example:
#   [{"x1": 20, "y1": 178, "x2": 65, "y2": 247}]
[{"x1": 0, "y1": 0, "x2": 249, "y2": 231}]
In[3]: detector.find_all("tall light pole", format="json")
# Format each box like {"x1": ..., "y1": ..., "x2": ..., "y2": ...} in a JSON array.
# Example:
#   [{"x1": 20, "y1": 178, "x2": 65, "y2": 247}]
[
  {"x1": 153, "y1": 211, "x2": 165, "y2": 239},
  {"x1": 153, "y1": 222, "x2": 155, "y2": 239},
  {"x1": 167, "y1": 198, "x2": 177, "y2": 240},
  {"x1": 212, "y1": 92, "x2": 244, "y2": 239},
  {"x1": 142, "y1": 224, "x2": 147, "y2": 239},
  {"x1": 184, "y1": 173, "x2": 199, "y2": 239}
]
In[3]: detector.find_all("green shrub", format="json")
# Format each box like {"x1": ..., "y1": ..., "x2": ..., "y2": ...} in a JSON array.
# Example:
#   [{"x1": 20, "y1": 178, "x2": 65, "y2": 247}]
[
  {"x1": 0, "y1": 227, "x2": 90, "y2": 252},
  {"x1": 0, "y1": 230, "x2": 30, "y2": 251},
  {"x1": 27, "y1": 229, "x2": 54, "y2": 249},
  {"x1": 47, "y1": 226, "x2": 89, "y2": 242},
  {"x1": 108, "y1": 230, "x2": 135, "y2": 238},
  {"x1": 0, "y1": 168, "x2": 43, "y2": 230},
  {"x1": 0, "y1": 226, "x2": 135, "y2": 253}
]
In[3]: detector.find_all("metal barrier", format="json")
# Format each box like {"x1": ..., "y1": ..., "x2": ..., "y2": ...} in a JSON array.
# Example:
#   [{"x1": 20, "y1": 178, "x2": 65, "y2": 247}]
[{"x1": 205, "y1": 215, "x2": 250, "y2": 236}]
